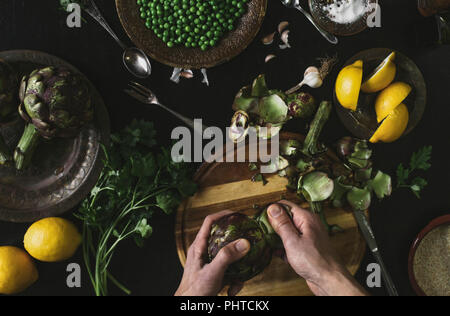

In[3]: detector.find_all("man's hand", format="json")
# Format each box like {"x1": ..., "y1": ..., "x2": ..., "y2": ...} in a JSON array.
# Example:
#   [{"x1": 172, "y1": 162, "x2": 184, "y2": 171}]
[
  {"x1": 268, "y1": 200, "x2": 368, "y2": 296},
  {"x1": 175, "y1": 210, "x2": 250, "y2": 296}
]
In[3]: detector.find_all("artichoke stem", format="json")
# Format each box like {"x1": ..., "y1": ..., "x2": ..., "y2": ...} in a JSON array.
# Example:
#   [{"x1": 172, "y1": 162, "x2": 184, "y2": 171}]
[
  {"x1": 14, "y1": 124, "x2": 41, "y2": 170},
  {"x1": 302, "y1": 101, "x2": 332, "y2": 157},
  {"x1": 0, "y1": 135, "x2": 12, "y2": 165},
  {"x1": 310, "y1": 201, "x2": 343, "y2": 235}
]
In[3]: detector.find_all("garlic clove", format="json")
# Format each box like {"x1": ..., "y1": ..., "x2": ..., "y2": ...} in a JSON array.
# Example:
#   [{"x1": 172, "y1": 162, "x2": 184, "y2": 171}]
[
  {"x1": 265, "y1": 54, "x2": 277, "y2": 63},
  {"x1": 279, "y1": 30, "x2": 291, "y2": 49},
  {"x1": 180, "y1": 69, "x2": 194, "y2": 79},
  {"x1": 262, "y1": 32, "x2": 276, "y2": 45},
  {"x1": 278, "y1": 21, "x2": 289, "y2": 34}
]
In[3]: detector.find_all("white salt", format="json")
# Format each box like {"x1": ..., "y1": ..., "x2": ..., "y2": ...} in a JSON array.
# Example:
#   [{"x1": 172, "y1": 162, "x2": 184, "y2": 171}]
[{"x1": 322, "y1": 0, "x2": 368, "y2": 25}]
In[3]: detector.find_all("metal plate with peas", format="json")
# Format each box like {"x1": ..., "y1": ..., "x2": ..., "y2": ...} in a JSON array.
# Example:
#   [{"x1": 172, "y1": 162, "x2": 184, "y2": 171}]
[{"x1": 116, "y1": 0, "x2": 267, "y2": 69}]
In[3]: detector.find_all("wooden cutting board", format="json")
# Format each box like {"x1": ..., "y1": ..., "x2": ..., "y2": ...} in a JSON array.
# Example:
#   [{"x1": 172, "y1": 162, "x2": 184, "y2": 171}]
[{"x1": 175, "y1": 132, "x2": 366, "y2": 296}]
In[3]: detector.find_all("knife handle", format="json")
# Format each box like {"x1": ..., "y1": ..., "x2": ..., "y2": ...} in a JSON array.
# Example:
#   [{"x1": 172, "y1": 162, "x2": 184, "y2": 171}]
[{"x1": 373, "y1": 251, "x2": 399, "y2": 296}]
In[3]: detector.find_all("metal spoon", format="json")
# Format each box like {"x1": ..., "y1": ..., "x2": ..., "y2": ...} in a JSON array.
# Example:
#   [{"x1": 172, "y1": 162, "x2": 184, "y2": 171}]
[
  {"x1": 84, "y1": 0, "x2": 152, "y2": 78},
  {"x1": 280, "y1": 0, "x2": 338, "y2": 45}
]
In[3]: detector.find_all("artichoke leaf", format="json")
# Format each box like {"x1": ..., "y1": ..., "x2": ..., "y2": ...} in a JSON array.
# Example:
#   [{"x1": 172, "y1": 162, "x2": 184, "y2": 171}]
[
  {"x1": 347, "y1": 187, "x2": 371, "y2": 211},
  {"x1": 369, "y1": 171, "x2": 392, "y2": 199},
  {"x1": 299, "y1": 171, "x2": 334, "y2": 202},
  {"x1": 258, "y1": 95, "x2": 288, "y2": 124},
  {"x1": 251, "y1": 74, "x2": 269, "y2": 97},
  {"x1": 330, "y1": 177, "x2": 353, "y2": 208}
]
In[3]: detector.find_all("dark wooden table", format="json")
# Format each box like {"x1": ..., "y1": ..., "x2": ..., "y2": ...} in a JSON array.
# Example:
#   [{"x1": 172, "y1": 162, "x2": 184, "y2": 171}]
[{"x1": 0, "y1": 0, "x2": 448, "y2": 296}]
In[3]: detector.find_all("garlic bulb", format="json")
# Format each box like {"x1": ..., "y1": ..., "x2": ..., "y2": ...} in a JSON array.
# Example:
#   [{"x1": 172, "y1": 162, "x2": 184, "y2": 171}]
[{"x1": 286, "y1": 66, "x2": 323, "y2": 94}]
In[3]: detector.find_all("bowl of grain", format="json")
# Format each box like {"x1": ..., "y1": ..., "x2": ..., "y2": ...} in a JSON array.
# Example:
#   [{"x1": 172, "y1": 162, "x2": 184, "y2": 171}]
[{"x1": 408, "y1": 214, "x2": 450, "y2": 296}]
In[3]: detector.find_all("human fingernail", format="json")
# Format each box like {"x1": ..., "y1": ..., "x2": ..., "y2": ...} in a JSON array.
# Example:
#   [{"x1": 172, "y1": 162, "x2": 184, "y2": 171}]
[
  {"x1": 235, "y1": 239, "x2": 250, "y2": 253},
  {"x1": 268, "y1": 205, "x2": 282, "y2": 218}
]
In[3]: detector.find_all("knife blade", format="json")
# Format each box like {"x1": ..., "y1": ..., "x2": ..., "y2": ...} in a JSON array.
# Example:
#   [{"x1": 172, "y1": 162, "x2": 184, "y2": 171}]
[{"x1": 353, "y1": 210, "x2": 399, "y2": 296}]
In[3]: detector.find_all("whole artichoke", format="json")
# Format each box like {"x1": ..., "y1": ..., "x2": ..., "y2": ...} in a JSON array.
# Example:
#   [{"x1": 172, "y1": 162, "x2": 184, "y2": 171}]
[
  {"x1": 14, "y1": 66, "x2": 93, "y2": 170},
  {"x1": 0, "y1": 59, "x2": 18, "y2": 165},
  {"x1": 208, "y1": 213, "x2": 272, "y2": 283}
]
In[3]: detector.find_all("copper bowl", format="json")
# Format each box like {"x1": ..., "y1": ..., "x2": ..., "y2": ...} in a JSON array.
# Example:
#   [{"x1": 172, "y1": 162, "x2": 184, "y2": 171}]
[
  {"x1": 408, "y1": 214, "x2": 450, "y2": 296},
  {"x1": 116, "y1": 0, "x2": 267, "y2": 69}
]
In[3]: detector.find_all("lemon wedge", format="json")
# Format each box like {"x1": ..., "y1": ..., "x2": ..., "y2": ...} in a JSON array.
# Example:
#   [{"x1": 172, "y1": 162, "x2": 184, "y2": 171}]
[
  {"x1": 375, "y1": 82, "x2": 412, "y2": 122},
  {"x1": 370, "y1": 103, "x2": 409, "y2": 143},
  {"x1": 335, "y1": 60, "x2": 363, "y2": 111},
  {"x1": 361, "y1": 52, "x2": 397, "y2": 93}
]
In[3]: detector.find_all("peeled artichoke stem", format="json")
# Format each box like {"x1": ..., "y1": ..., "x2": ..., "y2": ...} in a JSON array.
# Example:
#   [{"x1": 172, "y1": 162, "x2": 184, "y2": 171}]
[
  {"x1": 14, "y1": 124, "x2": 41, "y2": 170},
  {"x1": 0, "y1": 135, "x2": 12, "y2": 165},
  {"x1": 310, "y1": 201, "x2": 343, "y2": 234},
  {"x1": 302, "y1": 101, "x2": 332, "y2": 157}
]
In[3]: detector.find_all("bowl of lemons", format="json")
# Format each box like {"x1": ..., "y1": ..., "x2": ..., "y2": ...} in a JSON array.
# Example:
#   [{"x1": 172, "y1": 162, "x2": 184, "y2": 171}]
[{"x1": 334, "y1": 48, "x2": 427, "y2": 143}]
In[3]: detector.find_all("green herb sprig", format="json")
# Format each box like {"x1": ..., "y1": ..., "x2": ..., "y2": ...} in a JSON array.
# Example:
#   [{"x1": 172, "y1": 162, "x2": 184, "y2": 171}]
[
  {"x1": 396, "y1": 146, "x2": 432, "y2": 198},
  {"x1": 76, "y1": 120, "x2": 197, "y2": 296}
]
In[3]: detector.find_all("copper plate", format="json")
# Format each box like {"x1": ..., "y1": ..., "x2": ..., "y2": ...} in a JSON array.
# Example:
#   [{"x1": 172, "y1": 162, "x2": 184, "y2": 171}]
[
  {"x1": 116, "y1": 0, "x2": 267, "y2": 69},
  {"x1": 0, "y1": 50, "x2": 110, "y2": 223},
  {"x1": 334, "y1": 48, "x2": 427, "y2": 140}
]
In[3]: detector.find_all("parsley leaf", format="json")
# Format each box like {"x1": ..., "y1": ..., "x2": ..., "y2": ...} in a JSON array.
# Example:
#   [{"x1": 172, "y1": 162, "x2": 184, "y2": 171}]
[{"x1": 396, "y1": 146, "x2": 432, "y2": 198}]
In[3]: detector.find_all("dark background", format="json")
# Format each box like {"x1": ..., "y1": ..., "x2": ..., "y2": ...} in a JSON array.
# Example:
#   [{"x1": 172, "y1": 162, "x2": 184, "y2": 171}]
[{"x1": 0, "y1": 0, "x2": 449, "y2": 296}]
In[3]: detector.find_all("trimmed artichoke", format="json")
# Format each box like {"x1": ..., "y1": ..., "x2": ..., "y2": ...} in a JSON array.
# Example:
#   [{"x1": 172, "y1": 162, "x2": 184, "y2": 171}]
[
  {"x1": 14, "y1": 67, "x2": 93, "y2": 170},
  {"x1": 230, "y1": 75, "x2": 316, "y2": 143},
  {"x1": 208, "y1": 213, "x2": 272, "y2": 283},
  {"x1": 0, "y1": 59, "x2": 18, "y2": 165}
]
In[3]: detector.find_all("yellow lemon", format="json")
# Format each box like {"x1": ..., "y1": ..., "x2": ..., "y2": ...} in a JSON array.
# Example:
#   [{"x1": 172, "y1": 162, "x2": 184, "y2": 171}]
[
  {"x1": 24, "y1": 217, "x2": 81, "y2": 262},
  {"x1": 0, "y1": 246, "x2": 38, "y2": 294},
  {"x1": 370, "y1": 103, "x2": 409, "y2": 143},
  {"x1": 335, "y1": 60, "x2": 363, "y2": 111},
  {"x1": 361, "y1": 52, "x2": 397, "y2": 93},
  {"x1": 375, "y1": 82, "x2": 412, "y2": 122}
]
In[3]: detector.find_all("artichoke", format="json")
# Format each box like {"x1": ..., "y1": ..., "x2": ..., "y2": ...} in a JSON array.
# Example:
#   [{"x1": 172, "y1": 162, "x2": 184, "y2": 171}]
[
  {"x1": 229, "y1": 75, "x2": 316, "y2": 143},
  {"x1": 14, "y1": 66, "x2": 93, "y2": 170},
  {"x1": 208, "y1": 212, "x2": 273, "y2": 283},
  {"x1": 286, "y1": 92, "x2": 317, "y2": 119},
  {"x1": 0, "y1": 59, "x2": 18, "y2": 165}
]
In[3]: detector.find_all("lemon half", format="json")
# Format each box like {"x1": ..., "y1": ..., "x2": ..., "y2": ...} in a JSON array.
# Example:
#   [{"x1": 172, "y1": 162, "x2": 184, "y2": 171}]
[
  {"x1": 0, "y1": 246, "x2": 38, "y2": 295},
  {"x1": 370, "y1": 103, "x2": 409, "y2": 143},
  {"x1": 24, "y1": 217, "x2": 81, "y2": 262},
  {"x1": 361, "y1": 52, "x2": 397, "y2": 93},
  {"x1": 335, "y1": 60, "x2": 363, "y2": 111}
]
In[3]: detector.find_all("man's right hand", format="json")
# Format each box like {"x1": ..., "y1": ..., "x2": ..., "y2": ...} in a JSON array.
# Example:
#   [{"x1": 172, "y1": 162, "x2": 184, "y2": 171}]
[{"x1": 267, "y1": 200, "x2": 368, "y2": 296}]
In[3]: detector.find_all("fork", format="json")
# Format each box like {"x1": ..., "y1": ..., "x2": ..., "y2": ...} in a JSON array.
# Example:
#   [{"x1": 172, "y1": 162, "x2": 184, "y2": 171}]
[
  {"x1": 124, "y1": 82, "x2": 208, "y2": 132},
  {"x1": 280, "y1": 0, "x2": 338, "y2": 44}
]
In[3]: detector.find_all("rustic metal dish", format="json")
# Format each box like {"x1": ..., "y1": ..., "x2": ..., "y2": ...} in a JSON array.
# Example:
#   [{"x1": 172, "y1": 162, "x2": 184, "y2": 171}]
[
  {"x1": 115, "y1": 0, "x2": 267, "y2": 69},
  {"x1": 334, "y1": 48, "x2": 427, "y2": 140},
  {"x1": 309, "y1": 0, "x2": 377, "y2": 36},
  {"x1": 0, "y1": 50, "x2": 110, "y2": 223}
]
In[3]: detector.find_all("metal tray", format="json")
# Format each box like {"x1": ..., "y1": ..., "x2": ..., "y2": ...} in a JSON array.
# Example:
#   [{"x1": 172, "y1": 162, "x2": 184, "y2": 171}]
[{"x1": 0, "y1": 50, "x2": 110, "y2": 223}]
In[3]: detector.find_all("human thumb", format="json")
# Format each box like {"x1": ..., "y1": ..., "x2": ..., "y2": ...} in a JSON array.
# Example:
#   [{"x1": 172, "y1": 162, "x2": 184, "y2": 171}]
[
  {"x1": 208, "y1": 239, "x2": 250, "y2": 276},
  {"x1": 267, "y1": 204, "x2": 300, "y2": 243}
]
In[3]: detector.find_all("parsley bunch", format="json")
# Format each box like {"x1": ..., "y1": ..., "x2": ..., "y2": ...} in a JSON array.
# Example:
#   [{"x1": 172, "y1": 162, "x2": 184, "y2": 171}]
[
  {"x1": 396, "y1": 146, "x2": 432, "y2": 198},
  {"x1": 76, "y1": 120, "x2": 197, "y2": 296}
]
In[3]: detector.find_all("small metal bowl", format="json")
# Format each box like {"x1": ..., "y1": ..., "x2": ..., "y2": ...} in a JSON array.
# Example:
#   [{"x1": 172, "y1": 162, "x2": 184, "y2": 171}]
[
  {"x1": 309, "y1": 0, "x2": 377, "y2": 36},
  {"x1": 334, "y1": 48, "x2": 427, "y2": 140},
  {"x1": 116, "y1": 0, "x2": 268, "y2": 69}
]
